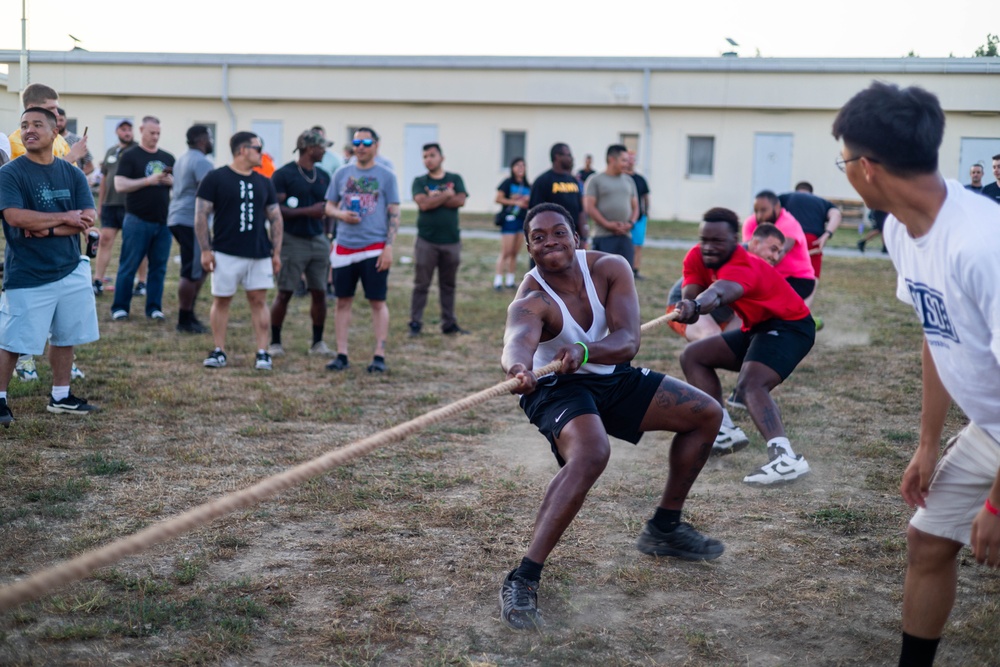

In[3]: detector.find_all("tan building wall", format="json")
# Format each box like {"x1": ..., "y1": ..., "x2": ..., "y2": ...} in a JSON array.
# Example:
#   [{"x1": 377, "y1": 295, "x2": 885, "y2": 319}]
[{"x1": 3, "y1": 53, "x2": 999, "y2": 221}]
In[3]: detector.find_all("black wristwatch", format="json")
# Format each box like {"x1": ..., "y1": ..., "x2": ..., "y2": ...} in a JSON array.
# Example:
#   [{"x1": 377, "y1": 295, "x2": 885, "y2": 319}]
[{"x1": 690, "y1": 299, "x2": 701, "y2": 315}]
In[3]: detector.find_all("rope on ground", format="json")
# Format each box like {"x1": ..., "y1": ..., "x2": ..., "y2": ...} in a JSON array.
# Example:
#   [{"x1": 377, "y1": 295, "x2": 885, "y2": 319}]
[
  {"x1": 0, "y1": 311, "x2": 682, "y2": 612},
  {"x1": 0, "y1": 359, "x2": 562, "y2": 612}
]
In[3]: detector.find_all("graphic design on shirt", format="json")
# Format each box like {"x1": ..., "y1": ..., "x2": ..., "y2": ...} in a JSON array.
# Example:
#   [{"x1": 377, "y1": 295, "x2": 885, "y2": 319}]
[
  {"x1": 36, "y1": 185, "x2": 73, "y2": 209},
  {"x1": 552, "y1": 182, "x2": 580, "y2": 194},
  {"x1": 905, "y1": 279, "x2": 960, "y2": 344},
  {"x1": 239, "y1": 179, "x2": 255, "y2": 232},
  {"x1": 143, "y1": 161, "x2": 170, "y2": 177},
  {"x1": 344, "y1": 176, "x2": 381, "y2": 216}
]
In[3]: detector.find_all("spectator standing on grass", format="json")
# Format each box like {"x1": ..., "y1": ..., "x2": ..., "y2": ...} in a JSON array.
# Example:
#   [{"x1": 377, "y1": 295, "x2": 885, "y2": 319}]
[
  {"x1": 674, "y1": 208, "x2": 815, "y2": 485},
  {"x1": 323, "y1": 127, "x2": 400, "y2": 374},
  {"x1": 268, "y1": 130, "x2": 334, "y2": 357},
  {"x1": 498, "y1": 202, "x2": 723, "y2": 630},
  {"x1": 576, "y1": 153, "x2": 595, "y2": 186},
  {"x1": 408, "y1": 143, "x2": 469, "y2": 336},
  {"x1": 981, "y1": 154, "x2": 1000, "y2": 205},
  {"x1": 56, "y1": 107, "x2": 93, "y2": 176},
  {"x1": 195, "y1": 132, "x2": 283, "y2": 371},
  {"x1": 311, "y1": 125, "x2": 343, "y2": 177},
  {"x1": 741, "y1": 190, "x2": 817, "y2": 306},
  {"x1": 965, "y1": 163, "x2": 984, "y2": 194},
  {"x1": 167, "y1": 124, "x2": 215, "y2": 334},
  {"x1": 834, "y1": 81, "x2": 1000, "y2": 667},
  {"x1": 624, "y1": 152, "x2": 650, "y2": 280},
  {"x1": 0, "y1": 107, "x2": 101, "y2": 424},
  {"x1": 493, "y1": 157, "x2": 530, "y2": 290},
  {"x1": 857, "y1": 208, "x2": 888, "y2": 254},
  {"x1": 111, "y1": 115, "x2": 175, "y2": 322},
  {"x1": 584, "y1": 144, "x2": 638, "y2": 268},
  {"x1": 529, "y1": 143, "x2": 588, "y2": 243},
  {"x1": 94, "y1": 119, "x2": 144, "y2": 296}
]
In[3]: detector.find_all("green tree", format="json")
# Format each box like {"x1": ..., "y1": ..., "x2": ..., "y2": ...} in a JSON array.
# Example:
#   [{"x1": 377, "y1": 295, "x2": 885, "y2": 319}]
[{"x1": 974, "y1": 33, "x2": 999, "y2": 57}]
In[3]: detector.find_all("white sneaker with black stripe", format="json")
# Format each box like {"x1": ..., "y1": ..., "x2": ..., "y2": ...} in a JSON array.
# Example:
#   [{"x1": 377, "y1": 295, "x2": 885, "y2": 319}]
[
  {"x1": 743, "y1": 445, "x2": 810, "y2": 485},
  {"x1": 713, "y1": 424, "x2": 750, "y2": 456}
]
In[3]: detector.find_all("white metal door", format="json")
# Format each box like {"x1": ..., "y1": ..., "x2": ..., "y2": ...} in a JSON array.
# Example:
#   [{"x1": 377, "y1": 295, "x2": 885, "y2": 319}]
[
  {"x1": 250, "y1": 120, "x2": 283, "y2": 166},
  {"x1": 752, "y1": 133, "x2": 793, "y2": 197}
]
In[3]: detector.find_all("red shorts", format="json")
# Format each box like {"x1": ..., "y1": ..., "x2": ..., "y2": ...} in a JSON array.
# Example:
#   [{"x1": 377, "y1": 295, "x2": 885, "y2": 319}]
[{"x1": 805, "y1": 233, "x2": 823, "y2": 279}]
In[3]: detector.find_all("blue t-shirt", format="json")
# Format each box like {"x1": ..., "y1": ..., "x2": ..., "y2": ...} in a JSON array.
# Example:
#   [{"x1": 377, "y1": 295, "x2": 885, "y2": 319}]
[
  {"x1": 325, "y1": 163, "x2": 400, "y2": 249},
  {"x1": 0, "y1": 157, "x2": 94, "y2": 289}
]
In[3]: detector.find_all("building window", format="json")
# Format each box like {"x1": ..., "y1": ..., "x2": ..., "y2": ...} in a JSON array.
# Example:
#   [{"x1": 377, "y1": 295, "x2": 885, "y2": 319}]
[
  {"x1": 687, "y1": 136, "x2": 715, "y2": 177},
  {"x1": 502, "y1": 131, "x2": 526, "y2": 169}
]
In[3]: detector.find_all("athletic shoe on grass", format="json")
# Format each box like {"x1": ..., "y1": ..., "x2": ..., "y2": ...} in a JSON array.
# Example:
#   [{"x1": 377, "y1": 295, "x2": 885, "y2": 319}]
[
  {"x1": 309, "y1": 341, "x2": 333, "y2": 356},
  {"x1": 725, "y1": 389, "x2": 746, "y2": 411},
  {"x1": 148, "y1": 310, "x2": 165, "y2": 321},
  {"x1": 713, "y1": 424, "x2": 750, "y2": 456},
  {"x1": 326, "y1": 355, "x2": 349, "y2": 371},
  {"x1": 111, "y1": 310, "x2": 129, "y2": 321},
  {"x1": 367, "y1": 357, "x2": 387, "y2": 373},
  {"x1": 255, "y1": 351, "x2": 273, "y2": 371},
  {"x1": 13, "y1": 355, "x2": 38, "y2": 381},
  {"x1": 204, "y1": 349, "x2": 227, "y2": 368},
  {"x1": 743, "y1": 445, "x2": 811, "y2": 485},
  {"x1": 0, "y1": 398, "x2": 14, "y2": 427},
  {"x1": 71, "y1": 363, "x2": 85, "y2": 380},
  {"x1": 636, "y1": 521, "x2": 724, "y2": 560},
  {"x1": 267, "y1": 343, "x2": 285, "y2": 357},
  {"x1": 47, "y1": 393, "x2": 99, "y2": 415},
  {"x1": 134, "y1": 281, "x2": 147, "y2": 296},
  {"x1": 499, "y1": 569, "x2": 543, "y2": 630}
]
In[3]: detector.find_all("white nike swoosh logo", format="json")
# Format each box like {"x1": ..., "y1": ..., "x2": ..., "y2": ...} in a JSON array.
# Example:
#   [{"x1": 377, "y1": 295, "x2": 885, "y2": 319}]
[
  {"x1": 554, "y1": 408, "x2": 569, "y2": 423},
  {"x1": 769, "y1": 460, "x2": 799, "y2": 475},
  {"x1": 767, "y1": 330, "x2": 779, "y2": 336}
]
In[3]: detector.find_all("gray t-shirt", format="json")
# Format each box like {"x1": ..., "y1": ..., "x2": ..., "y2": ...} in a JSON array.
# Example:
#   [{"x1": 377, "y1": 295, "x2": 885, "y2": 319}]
[
  {"x1": 325, "y1": 162, "x2": 400, "y2": 249},
  {"x1": 168, "y1": 149, "x2": 215, "y2": 227},
  {"x1": 584, "y1": 172, "x2": 637, "y2": 238}
]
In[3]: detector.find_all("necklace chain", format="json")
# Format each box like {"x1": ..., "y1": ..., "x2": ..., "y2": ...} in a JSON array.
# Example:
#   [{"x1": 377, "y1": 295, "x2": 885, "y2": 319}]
[{"x1": 297, "y1": 162, "x2": 317, "y2": 184}]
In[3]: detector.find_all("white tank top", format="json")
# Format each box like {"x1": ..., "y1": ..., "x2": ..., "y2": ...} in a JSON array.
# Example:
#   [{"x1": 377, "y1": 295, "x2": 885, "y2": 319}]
[{"x1": 528, "y1": 250, "x2": 615, "y2": 376}]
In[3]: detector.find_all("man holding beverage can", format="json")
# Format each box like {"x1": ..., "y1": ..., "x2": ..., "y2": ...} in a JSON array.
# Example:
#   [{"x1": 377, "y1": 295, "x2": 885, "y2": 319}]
[{"x1": 324, "y1": 127, "x2": 400, "y2": 374}]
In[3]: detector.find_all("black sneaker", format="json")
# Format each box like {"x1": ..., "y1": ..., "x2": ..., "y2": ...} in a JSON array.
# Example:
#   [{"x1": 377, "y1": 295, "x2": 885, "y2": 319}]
[
  {"x1": 326, "y1": 355, "x2": 349, "y2": 371},
  {"x1": 367, "y1": 357, "x2": 386, "y2": 373},
  {"x1": 176, "y1": 320, "x2": 208, "y2": 334},
  {"x1": 134, "y1": 281, "x2": 147, "y2": 296},
  {"x1": 47, "y1": 393, "x2": 99, "y2": 415},
  {"x1": 636, "y1": 521, "x2": 724, "y2": 561},
  {"x1": 203, "y1": 349, "x2": 227, "y2": 368},
  {"x1": 442, "y1": 323, "x2": 470, "y2": 335},
  {"x1": 0, "y1": 398, "x2": 14, "y2": 428},
  {"x1": 408, "y1": 321, "x2": 422, "y2": 337},
  {"x1": 93, "y1": 279, "x2": 104, "y2": 296},
  {"x1": 499, "y1": 569, "x2": 543, "y2": 630}
]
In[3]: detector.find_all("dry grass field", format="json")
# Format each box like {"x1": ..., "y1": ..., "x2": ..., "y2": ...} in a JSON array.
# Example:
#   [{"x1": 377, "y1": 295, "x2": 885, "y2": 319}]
[{"x1": 0, "y1": 224, "x2": 997, "y2": 666}]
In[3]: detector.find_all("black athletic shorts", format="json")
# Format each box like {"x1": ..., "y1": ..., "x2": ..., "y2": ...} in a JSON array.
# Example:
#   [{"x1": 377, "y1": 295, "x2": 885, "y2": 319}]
[
  {"x1": 721, "y1": 315, "x2": 815, "y2": 381},
  {"x1": 100, "y1": 205, "x2": 127, "y2": 230},
  {"x1": 520, "y1": 364, "x2": 664, "y2": 466},
  {"x1": 169, "y1": 225, "x2": 203, "y2": 281},
  {"x1": 332, "y1": 256, "x2": 388, "y2": 301},
  {"x1": 785, "y1": 276, "x2": 816, "y2": 300}
]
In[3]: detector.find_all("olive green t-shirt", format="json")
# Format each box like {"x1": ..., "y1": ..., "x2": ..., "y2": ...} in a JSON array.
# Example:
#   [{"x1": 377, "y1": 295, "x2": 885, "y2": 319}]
[{"x1": 412, "y1": 172, "x2": 467, "y2": 245}]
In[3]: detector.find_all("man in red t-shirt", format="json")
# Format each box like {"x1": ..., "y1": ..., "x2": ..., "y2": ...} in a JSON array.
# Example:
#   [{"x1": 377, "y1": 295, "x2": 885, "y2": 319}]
[{"x1": 674, "y1": 207, "x2": 815, "y2": 485}]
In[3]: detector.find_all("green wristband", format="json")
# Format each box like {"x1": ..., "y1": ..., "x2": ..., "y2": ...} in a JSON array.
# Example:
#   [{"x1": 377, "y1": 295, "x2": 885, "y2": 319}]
[{"x1": 573, "y1": 341, "x2": 589, "y2": 366}]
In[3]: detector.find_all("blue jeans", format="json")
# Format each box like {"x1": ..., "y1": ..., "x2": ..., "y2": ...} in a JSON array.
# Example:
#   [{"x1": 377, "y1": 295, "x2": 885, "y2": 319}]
[{"x1": 111, "y1": 213, "x2": 173, "y2": 316}]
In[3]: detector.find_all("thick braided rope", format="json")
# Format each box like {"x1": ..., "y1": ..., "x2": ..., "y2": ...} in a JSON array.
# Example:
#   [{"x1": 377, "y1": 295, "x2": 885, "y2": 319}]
[
  {"x1": 0, "y1": 360, "x2": 560, "y2": 612},
  {"x1": 0, "y1": 311, "x2": 683, "y2": 612}
]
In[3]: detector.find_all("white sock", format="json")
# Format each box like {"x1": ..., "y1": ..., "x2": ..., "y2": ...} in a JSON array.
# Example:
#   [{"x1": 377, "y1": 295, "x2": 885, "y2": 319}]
[
  {"x1": 0, "y1": 391, "x2": 7, "y2": 401},
  {"x1": 51, "y1": 385, "x2": 70, "y2": 402},
  {"x1": 721, "y1": 408, "x2": 736, "y2": 429},
  {"x1": 493, "y1": 274, "x2": 503, "y2": 287},
  {"x1": 258, "y1": 349, "x2": 267, "y2": 355},
  {"x1": 505, "y1": 272, "x2": 516, "y2": 286},
  {"x1": 768, "y1": 437, "x2": 795, "y2": 458}
]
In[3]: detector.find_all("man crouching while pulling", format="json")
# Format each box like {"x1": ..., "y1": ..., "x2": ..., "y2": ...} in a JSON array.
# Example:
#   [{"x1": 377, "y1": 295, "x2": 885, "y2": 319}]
[{"x1": 498, "y1": 203, "x2": 724, "y2": 630}]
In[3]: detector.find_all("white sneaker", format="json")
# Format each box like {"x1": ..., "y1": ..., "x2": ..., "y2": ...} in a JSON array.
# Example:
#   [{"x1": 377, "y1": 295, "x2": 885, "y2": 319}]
[
  {"x1": 267, "y1": 343, "x2": 285, "y2": 357},
  {"x1": 14, "y1": 355, "x2": 39, "y2": 382},
  {"x1": 726, "y1": 389, "x2": 747, "y2": 411},
  {"x1": 743, "y1": 451, "x2": 811, "y2": 485},
  {"x1": 309, "y1": 340, "x2": 333, "y2": 356},
  {"x1": 71, "y1": 363, "x2": 85, "y2": 380},
  {"x1": 148, "y1": 310, "x2": 165, "y2": 321},
  {"x1": 713, "y1": 424, "x2": 749, "y2": 456},
  {"x1": 255, "y1": 351, "x2": 273, "y2": 371}
]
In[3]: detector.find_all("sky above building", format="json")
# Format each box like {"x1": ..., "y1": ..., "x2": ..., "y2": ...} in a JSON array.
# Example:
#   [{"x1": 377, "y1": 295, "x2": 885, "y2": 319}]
[{"x1": 0, "y1": 0, "x2": 995, "y2": 60}]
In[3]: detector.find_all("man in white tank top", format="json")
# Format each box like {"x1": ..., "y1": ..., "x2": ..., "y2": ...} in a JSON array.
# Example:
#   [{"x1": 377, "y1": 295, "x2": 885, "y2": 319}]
[{"x1": 496, "y1": 203, "x2": 725, "y2": 630}]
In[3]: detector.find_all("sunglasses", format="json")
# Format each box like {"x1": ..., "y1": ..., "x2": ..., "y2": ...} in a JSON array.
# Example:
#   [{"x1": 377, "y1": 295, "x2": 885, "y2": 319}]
[
  {"x1": 352, "y1": 138, "x2": 375, "y2": 147},
  {"x1": 245, "y1": 144, "x2": 264, "y2": 152}
]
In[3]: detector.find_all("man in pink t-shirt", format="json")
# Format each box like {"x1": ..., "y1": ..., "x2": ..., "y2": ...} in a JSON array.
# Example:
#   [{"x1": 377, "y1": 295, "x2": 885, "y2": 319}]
[{"x1": 742, "y1": 190, "x2": 816, "y2": 306}]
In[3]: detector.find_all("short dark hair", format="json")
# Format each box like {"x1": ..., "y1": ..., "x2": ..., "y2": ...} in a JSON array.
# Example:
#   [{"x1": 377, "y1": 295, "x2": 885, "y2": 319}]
[
  {"x1": 702, "y1": 207, "x2": 740, "y2": 235},
  {"x1": 754, "y1": 190, "x2": 780, "y2": 206},
  {"x1": 186, "y1": 124, "x2": 210, "y2": 147},
  {"x1": 422, "y1": 142, "x2": 442, "y2": 154},
  {"x1": 21, "y1": 83, "x2": 58, "y2": 108},
  {"x1": 832, "y1": 81, "x2": 944, "y2": 175},
  {"x1": 355, "y1": 127, "x2": 379, "y2": 142},
  {"x1": 230, "y1": 131, "x2": 259, "y2": 156},
  {"x1": 606, "y1": 144, "x2": 628, "y2": 160},
  {"x1": 752, "y1": 223, "x2": 785, "y2": 244},
  {"x1": 22, "y1": 107, "x2": 58, "y2": 127},
  {"x1": 524, "y1": 203, "x2": 575, "y2": 239},
  {"x1": 550, "y1": 142, "x2": 569, "y2": 162},
  {"x1": 56, "y1": 107, "x2": 67, "y2": 117},
  {"x1": 992, "y1": 154, "x2": 1000, "y2": 162},
  {"x1": 794, "y1": 181, "x2": 814, "y2": 193}
]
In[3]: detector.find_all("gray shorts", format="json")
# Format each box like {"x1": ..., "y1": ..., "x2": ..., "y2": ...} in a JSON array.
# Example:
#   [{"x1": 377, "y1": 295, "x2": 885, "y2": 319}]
[{"x1": 278, "y1": 233, "x2": 331, "y2": 292}]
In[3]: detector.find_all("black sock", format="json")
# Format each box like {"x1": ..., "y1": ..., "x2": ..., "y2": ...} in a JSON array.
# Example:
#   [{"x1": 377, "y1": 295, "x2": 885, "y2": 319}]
[
  {"x1": 178, "y1": 309, "x2": 193, "y2": 325},
  {"x1": 514, "y1": 557, "x2": 543, "y2": 583},
  {"x1": 651, "y1": 507, "x2": 682, "y2": 533},
  {"x1": 312, "y1": 325, "x2": 323, "y2": 345},
  {"x1": 899, "y1": 633, "x2": 940, "y2": 667},
  {"x1": 271, "y1": 326, "x2": 281, "y2": 346},
  {"x1": 336, "y1": 353, "x2": 348, "y2": 364}
]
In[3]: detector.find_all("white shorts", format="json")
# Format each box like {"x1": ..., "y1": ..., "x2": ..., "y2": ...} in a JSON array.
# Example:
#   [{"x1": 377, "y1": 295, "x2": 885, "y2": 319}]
[
  {"x1": 0, "y1": 260, "x2": 100, "y2": 355},
  {"x1": 210, "y1": 252, "x2": 274, "y2": 297},
  {"x1": 910, "y1": 422, "x2": 1000, "y2": 545}
]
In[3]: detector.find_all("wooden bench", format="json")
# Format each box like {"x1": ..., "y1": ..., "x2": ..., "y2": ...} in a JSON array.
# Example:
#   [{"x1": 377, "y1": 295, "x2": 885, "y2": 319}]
[{"x1": 828, "y1": 198, "x2": 867, "y2": 221}]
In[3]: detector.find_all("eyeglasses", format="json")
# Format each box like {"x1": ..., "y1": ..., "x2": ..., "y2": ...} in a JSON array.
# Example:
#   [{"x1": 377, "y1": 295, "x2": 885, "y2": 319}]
[
  {"x1": 836, "y1": 154, "x2": 879, "y2": 172},
  {"x1": 352, "y1": 138, "x2": 375, "y2": 147},
  {"x1": 245, "y1": 144, "x2": 264, "y2": 153}
]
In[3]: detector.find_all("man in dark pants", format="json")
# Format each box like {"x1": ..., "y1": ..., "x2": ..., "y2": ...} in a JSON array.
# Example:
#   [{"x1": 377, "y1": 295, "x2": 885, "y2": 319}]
[{"x1": 498, "y1": 203, "x2": 723, "y2": 630}]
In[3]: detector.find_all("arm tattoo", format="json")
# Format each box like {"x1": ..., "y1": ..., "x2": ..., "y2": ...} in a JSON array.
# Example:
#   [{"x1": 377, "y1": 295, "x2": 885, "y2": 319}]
[
  {"x1": 194, "y1": 198, "x2": 214, "y2": 249},
  {"x1": 386, "y1": 204, "x2": 400, "y2": 246},
  {"x1": 266, "y1": 203, "x2": 281, "y2": 223}
]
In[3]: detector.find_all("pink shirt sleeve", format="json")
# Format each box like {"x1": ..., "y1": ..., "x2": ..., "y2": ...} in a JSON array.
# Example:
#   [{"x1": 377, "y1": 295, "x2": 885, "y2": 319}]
[
  {"x1": 741, "y1": 215, "x2": 757, "y2": 243},
  {"x1": 774, "y1": 210, "x2": 816, "y2": 280}
]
